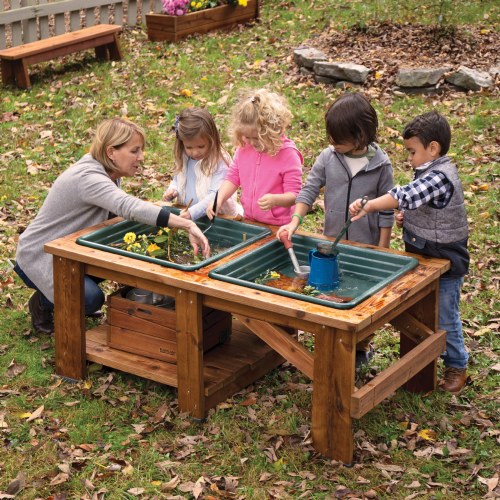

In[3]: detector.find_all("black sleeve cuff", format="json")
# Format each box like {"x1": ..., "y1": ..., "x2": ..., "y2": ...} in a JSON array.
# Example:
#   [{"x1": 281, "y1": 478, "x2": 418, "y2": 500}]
[{"x1": 156, "y1": 206, "x2": 171, "y2": 228}]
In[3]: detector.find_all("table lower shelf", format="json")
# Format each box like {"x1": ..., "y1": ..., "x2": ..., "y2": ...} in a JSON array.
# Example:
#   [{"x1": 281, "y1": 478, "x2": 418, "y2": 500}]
[{"x1": 85, "y1": 319, "x2": 285, "y2": 410}]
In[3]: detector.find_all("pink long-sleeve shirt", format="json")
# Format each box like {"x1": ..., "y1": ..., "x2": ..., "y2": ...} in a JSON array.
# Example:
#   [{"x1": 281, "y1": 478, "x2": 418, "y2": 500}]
[{"x1": 225, "y1": 137, "x2": 303, "y2": 225}]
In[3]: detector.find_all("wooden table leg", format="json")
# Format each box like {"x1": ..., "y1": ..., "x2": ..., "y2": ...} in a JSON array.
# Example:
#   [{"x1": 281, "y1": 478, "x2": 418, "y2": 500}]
[
  {"x1": 400, "y1": 284, "x2": 439, "y2": 393},
  {"x1": 53, "y1": 256, "x2": 86, "y2": 380},
  {"x1": 312, "y1": 327, "x2": 355, "y2": 464},
  {"x1": 175, "y1": 289, "x2": 205, "y2": 420}
]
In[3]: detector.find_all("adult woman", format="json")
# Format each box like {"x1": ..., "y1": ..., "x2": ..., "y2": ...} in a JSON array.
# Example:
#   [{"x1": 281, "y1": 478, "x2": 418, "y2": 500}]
[{"x1": 15, "y1": 118, "x2": 210, "y2": 334}]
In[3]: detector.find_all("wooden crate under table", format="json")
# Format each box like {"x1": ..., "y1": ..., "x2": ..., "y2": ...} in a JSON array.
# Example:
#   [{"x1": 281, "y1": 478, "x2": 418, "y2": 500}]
[{"x1": 107, "y1": 288, "x2": 231, "y2": 362}]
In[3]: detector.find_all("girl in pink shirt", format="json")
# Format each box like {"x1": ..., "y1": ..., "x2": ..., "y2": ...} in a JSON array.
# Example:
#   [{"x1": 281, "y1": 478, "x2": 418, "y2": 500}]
[{"x1": 207, "y1": 88, "x2": 303, "y2": 225}]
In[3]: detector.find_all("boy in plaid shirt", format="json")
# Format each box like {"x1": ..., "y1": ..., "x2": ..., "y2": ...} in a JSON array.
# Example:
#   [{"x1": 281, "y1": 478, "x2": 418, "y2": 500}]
[{"x1": 349, "y1": 111, "x2": 469, "y2": 394}]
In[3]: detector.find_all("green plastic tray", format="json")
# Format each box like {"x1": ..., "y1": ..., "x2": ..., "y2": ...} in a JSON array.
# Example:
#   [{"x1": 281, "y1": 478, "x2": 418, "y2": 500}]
[
  {"x1": 208, "y1": 234, "x2": 419, "y2": 309},
  {"x1": 76, "y1": 209, "x2": 271, "y2": 271}
]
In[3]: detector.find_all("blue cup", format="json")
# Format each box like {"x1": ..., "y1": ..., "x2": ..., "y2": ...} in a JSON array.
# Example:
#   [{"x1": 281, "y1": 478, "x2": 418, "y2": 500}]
[{"x1": 307, "y1": 250, "x2": 340, "y2": 291}]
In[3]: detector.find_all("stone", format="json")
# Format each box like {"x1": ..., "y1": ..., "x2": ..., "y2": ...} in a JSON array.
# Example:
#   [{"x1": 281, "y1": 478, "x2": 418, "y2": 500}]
[
  {"x1": 395, "y1": 67, "x2": 449, "y2": 88},
  {"x1": 293, "y1": 46, "x2": 328, "y2": 69},
  {"x1": 445, "y1": 66, "x2": 493, "y2": 91},
  {"x1": 314, "y1": 74, "x2": 338, "y2": 85},
  {"x1": 299, "y1": 66, "x2": 314, "y2": 76},
  {"x1": 393, "y1": 85, "x2": 443, "y2": 96},
  {"x1": 489, "y1": 65, "x2": 500, "y2": 78},
  {"x1": 313, "y1": 61, "x2": 370, "y2": 83}
]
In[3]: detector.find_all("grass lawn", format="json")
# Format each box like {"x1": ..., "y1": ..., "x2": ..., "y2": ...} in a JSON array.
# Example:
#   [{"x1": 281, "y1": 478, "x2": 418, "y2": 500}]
[{"x1": 0, "y1": 0, "x2": 499, "y2": 498}]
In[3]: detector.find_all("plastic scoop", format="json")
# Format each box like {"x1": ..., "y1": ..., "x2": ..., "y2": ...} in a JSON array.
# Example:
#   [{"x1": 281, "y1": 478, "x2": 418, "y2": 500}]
[
  {"x1": 330, "y1": 195, "x2": 369, "y2": 256},
  {"x1": 278, "y1": 232, "x2": 310, "y2": 279}
]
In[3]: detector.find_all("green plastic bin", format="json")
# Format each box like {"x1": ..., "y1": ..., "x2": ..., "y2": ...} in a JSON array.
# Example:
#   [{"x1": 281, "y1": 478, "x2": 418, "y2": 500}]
[
  {"x1": 76, "y1": 210, "x2": 271, "y2": 271},
  {"x1": 208, "y1": 234, "x2": 419, "y2": 309}
]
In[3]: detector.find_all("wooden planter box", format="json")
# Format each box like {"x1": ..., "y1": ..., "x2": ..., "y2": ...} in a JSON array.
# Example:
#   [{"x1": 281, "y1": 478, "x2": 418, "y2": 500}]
[
  {"x1": 107, "y1": 288, "x2": 231, "y2": 363},
  {"x1": 145, "y1": 0, "x2": 259, "y2": 42}
]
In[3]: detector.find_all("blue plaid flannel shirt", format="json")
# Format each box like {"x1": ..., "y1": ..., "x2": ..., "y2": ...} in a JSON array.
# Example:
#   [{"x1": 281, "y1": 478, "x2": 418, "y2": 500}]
[{"x1": 389, "y1": 162, "x2": 453, "y2": 210}]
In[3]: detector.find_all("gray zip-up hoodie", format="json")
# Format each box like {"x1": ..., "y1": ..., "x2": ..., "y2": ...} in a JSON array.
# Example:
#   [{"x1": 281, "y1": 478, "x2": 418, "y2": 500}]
[{"x1": 296, "y1": 144, "x2": 394, "y2": 245}]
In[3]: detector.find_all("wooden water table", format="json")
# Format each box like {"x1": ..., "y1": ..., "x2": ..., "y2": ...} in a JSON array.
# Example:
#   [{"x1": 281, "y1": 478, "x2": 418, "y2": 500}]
[{"x1": 44, "y1": 217, "x2": 449, "y2": 464}]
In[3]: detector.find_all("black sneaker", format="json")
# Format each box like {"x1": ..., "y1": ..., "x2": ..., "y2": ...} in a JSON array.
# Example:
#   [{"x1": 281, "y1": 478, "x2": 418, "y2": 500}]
[{"x1": 28, "y1": 291, "x2": 54, "y2": 334}]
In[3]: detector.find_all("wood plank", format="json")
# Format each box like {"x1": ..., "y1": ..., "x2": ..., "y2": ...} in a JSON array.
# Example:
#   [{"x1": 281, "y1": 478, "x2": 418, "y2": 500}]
[
  {"x1": 145, "y1": 0, "x2": 258, "y2": 42},
  {"x1": 86, "y1": 326, "x2": 179, "y2": 387},
  {"x1": 44, "y1": 217, "x2": 450, "y2": 333},
  {"x1": 312, "y1": 328, "x2": 355, "y2": 464},
  {"x1": 86, "y1": 264, "x2": 179, "y2": 298},
  {"x1": 390, "y1": 310, "x2": 434, "y2": 343},
  {"x1": 86, "y1": 320, "x2": 282, "y2": 403},
  {"x1": 1, "y1": 58, "x2": 14, "y2": 84},
  {"x1": 175, "y1": 289, "x2": 205, "y2": 419},
  {"x1": 355, "y1": 284, "x2": 435, "y2": 339},
  {"x1": 351, "y1": 330, "x2": 446, "y2": 418},
  {"x1": 400, "y1": 285, "x2": 440, "y2": 392},
  {"x1": 21, "y1": 33, "x2": 119, "y2": 64},
  {"x1": 0, "y1": 0, "x2": 125, "y2": 25},
  {"x1": 235, "y1": 315, "x2": 314, "y2": 380},
  {"x1": 53, "y1": 256, "x2": 87, "y2": 380},
  {"x1": 0, "y1": 25, "x2": 121, "y2": 58},
  {"x1": 204, "y1": 350, "x2": 284, "y2": 411}
]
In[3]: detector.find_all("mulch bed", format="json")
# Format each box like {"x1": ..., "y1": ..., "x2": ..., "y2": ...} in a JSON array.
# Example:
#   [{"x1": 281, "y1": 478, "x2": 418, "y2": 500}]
[{"x1": 295, "y1": 22, "x2": 499, "y2": 93}]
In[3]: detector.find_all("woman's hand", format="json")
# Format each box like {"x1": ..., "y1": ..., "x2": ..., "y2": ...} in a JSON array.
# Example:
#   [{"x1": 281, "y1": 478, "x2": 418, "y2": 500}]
[
  {"x1": 162, "y1": 188, "x2": 178, "y2": 202},
  {"x1": 179, "y1": 209, "x2": 192, "y2": 220},
  {"x1": 186, "y1": 222, "x2": 210, "y2": 258}
]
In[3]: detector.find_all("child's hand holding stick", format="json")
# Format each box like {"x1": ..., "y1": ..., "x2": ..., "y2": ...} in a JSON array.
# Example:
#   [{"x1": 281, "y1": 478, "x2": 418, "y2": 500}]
[{"x1": 179, "y1": 198, "x2": 193, "y2": 219}]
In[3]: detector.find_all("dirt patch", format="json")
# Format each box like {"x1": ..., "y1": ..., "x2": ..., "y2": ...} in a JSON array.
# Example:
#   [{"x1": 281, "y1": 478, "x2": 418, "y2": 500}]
[{"x1": 297, "y1": 22, "x2": 499, "y2": 92}]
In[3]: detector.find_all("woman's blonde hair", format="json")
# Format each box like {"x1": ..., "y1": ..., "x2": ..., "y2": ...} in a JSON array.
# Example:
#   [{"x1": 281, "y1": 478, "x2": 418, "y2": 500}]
[
  {"x1": 90, "y1": 118, "x2": 146, "y2": 173},
  {"x1": 173, "y1": 107, "x2": 228, "y2": 176},
  {"x1": 229, "y1": 88, "x2": 292, "y2": 156}
]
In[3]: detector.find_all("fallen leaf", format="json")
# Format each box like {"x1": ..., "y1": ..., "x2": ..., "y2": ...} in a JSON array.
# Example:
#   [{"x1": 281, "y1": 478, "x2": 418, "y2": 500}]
[
  {"x1": 26, "y1": 405, "x2": 44, "y2": 422},
  {"x1": 127, "y1": 487, "x2": 145, "y2": 495},
  {"x1": 418, "y1": 429, "x2": 437, "y2": 442},
  {"x1": 50, "y1": 472, "x2": 69, "y2": 485},
  {"x1": 6, "y1": 360, "x2": 26, "y2": 379},
  {"x1": 6, "y1": 471, "x2": 26, "y2": 495}
]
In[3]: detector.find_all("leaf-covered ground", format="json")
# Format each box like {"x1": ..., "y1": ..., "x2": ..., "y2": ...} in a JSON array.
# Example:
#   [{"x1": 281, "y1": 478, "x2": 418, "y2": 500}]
[
  {"x1": 298, "y1": 22, "x2": 499, "y2": 91},
  {"x1": 0, "y1": 0, "x2": 499, "y2": 498}
]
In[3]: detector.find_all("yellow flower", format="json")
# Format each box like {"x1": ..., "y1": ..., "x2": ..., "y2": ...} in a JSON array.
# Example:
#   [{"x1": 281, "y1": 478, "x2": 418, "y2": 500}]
[
  {"x1": 196, "y1": 2, "x2": 202, "y2": 8},
  {"x1": 123, "y1": 232, "x2": 136, "y2": 244},
  {"x1": 147, "y1": 243, "x2": 161, "y2": 254},
  {"x1": 270, "y1": 271, "x2": 280, "y2": 278},
  {"x1": 191, "y1": 1, "x2": 195, "y2": 6},
  {"x1": 238, "y1": 0, "x2": 247, "y2": 6}
]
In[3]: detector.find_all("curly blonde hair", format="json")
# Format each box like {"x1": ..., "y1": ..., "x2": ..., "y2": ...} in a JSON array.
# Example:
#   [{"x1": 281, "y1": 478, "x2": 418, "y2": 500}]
[{"x1": 229, "y1": 88, "x2": 292, "y2": 157}]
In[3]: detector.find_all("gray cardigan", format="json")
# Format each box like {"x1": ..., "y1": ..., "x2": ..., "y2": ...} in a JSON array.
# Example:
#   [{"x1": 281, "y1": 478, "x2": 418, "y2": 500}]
[
  {"x1": 296, "y1": 144, "x2": 394, "y2": 245},
  {"x1": 16, "y1": 154, "x2": 164, "y2": 303}
]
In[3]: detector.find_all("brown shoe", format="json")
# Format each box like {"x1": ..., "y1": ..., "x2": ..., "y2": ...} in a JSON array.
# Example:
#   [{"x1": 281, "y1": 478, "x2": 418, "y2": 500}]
[
  {"x1": 28, "y1": 291, "x2": 54, "y2": 334},
  {"x1": 440, "y1": 367, "x2": 468, "y2": 394}
]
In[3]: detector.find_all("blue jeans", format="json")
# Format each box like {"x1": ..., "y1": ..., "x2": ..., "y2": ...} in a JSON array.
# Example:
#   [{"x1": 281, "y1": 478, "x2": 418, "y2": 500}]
[
  {"x1": 14, "y1": 263, "x2": 104, "y2": 315},
  {"x1": 439, "y1": 276, "x2": 468, "y2": 369}
]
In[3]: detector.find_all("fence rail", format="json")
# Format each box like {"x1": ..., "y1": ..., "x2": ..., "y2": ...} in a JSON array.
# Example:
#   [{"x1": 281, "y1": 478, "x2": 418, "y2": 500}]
[{"x1": 0, "y1": 0, "x2": 163, "y2": 49}]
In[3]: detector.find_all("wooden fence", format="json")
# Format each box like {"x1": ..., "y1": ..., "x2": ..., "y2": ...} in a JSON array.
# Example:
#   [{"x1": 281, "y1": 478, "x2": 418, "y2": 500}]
[{"x1": 0, "y1": 0, "x2": 163, "y2": 49}]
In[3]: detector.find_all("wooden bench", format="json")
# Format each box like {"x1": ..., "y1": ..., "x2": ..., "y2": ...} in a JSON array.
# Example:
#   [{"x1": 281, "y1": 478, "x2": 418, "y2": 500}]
[{"x1": 0, "y1": 24, "x2": 122, "y2": 89}]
